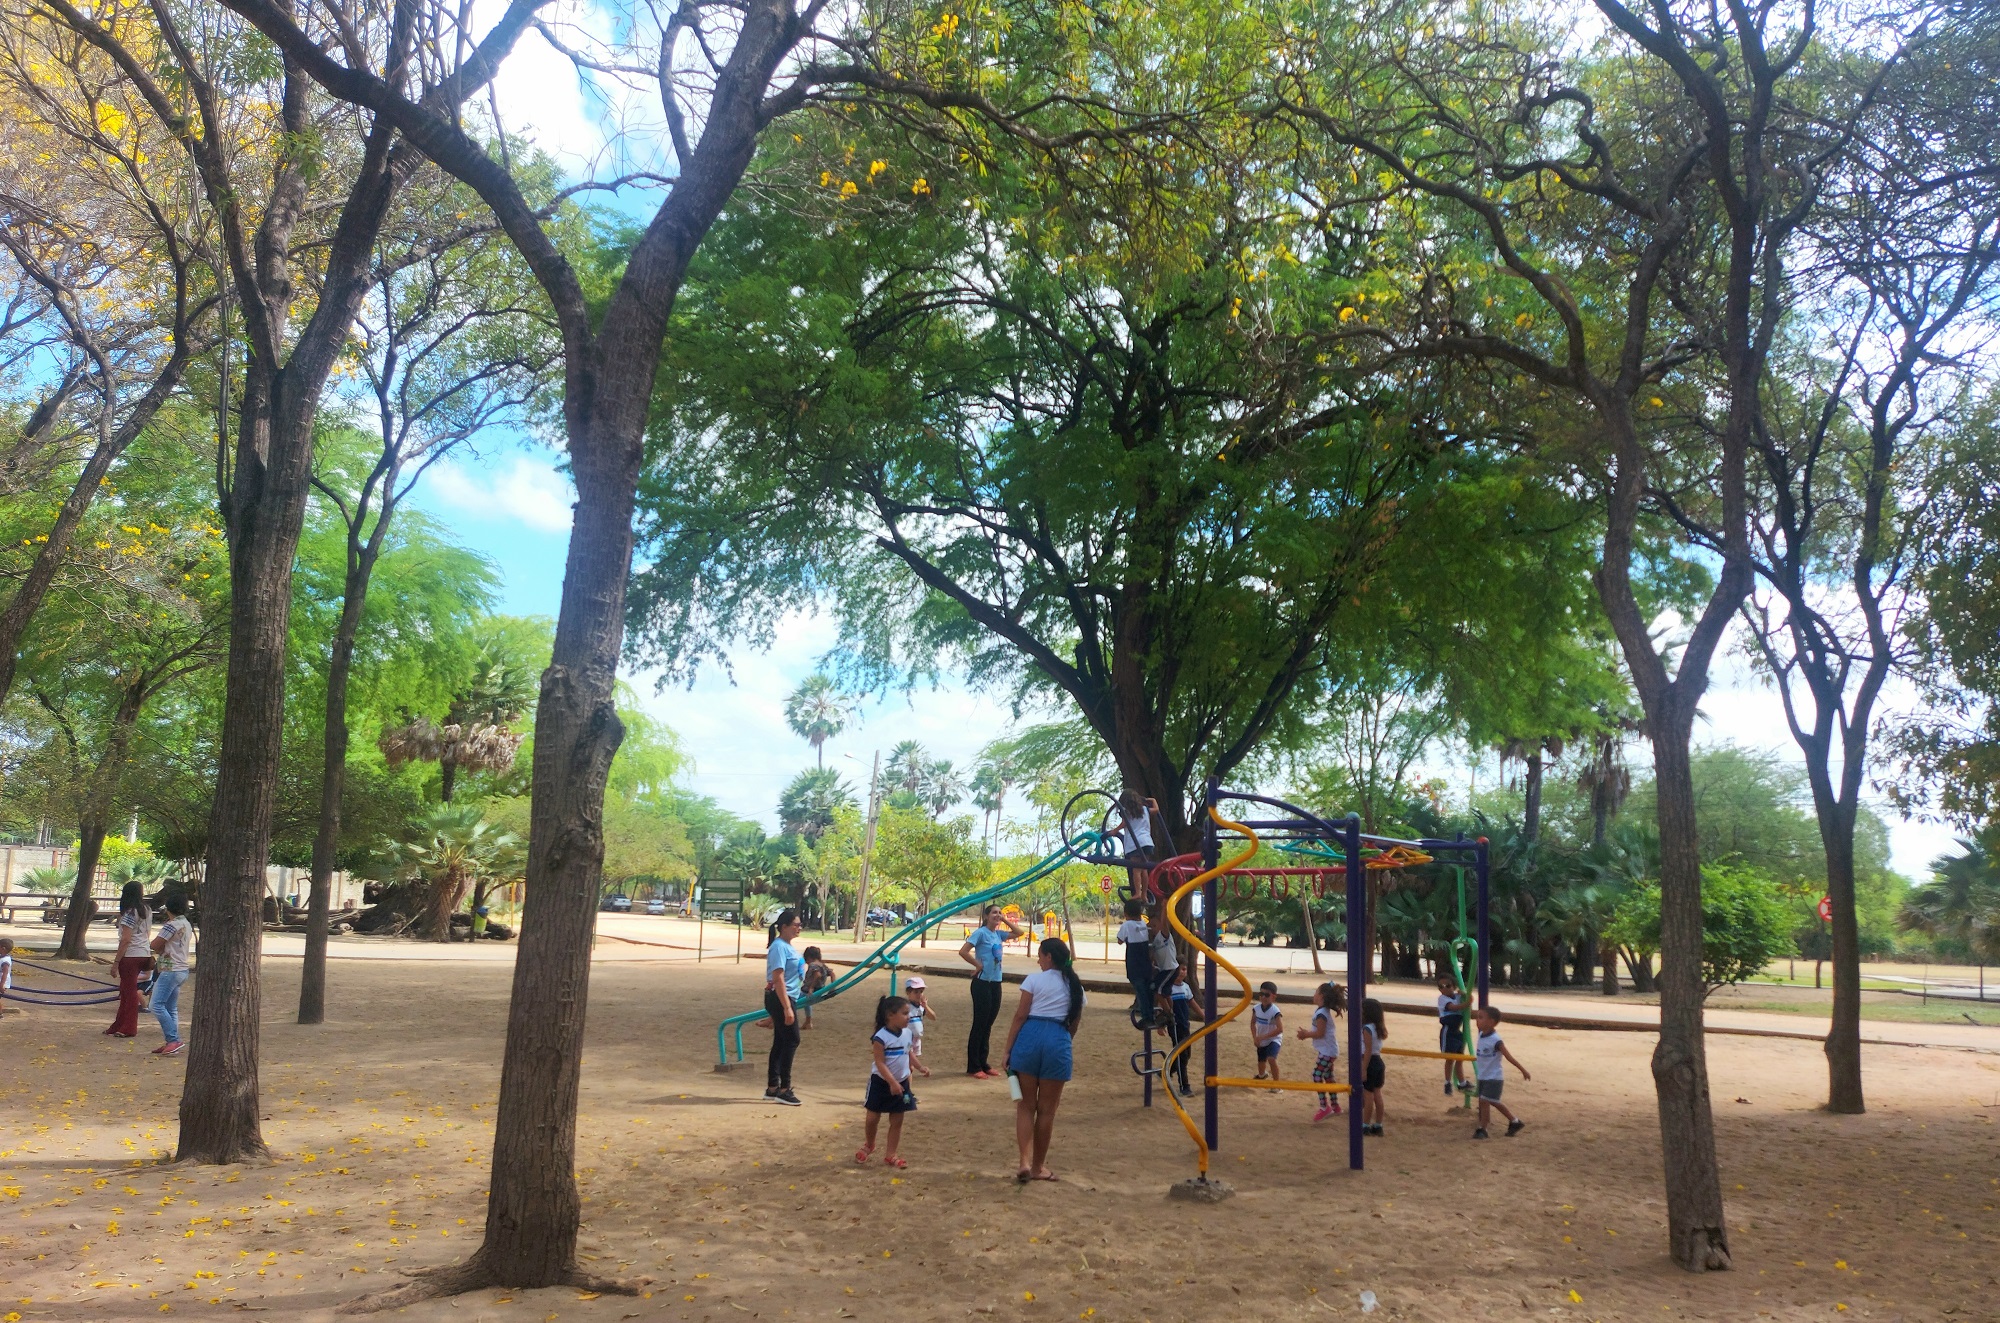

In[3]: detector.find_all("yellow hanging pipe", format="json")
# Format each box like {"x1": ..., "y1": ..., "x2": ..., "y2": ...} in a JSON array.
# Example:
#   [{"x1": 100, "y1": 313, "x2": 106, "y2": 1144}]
[{"x1": 1159, "y1": 805, "x2": 1261, "y2": 1177}]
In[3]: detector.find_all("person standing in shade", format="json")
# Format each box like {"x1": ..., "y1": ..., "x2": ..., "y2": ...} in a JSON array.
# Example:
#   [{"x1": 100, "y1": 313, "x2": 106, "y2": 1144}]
[
  {"x1": 958, "y1": 904, "x2": 1022, "y2": 1078},
  {"x1": 105, "y1": 882, "x2": 151, "y2": 1038},
  {"x1": 148, "y1": 894, "x2": 194, "y2": 1056},
  {"x1": 1004, "y1": 937, "x2": 1085, "y2": 1182},
  {"x1": 763, "y1": 908, "x2": 805, "y2": 1106}
]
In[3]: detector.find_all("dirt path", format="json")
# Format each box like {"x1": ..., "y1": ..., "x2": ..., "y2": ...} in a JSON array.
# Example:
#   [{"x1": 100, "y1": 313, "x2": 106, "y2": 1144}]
[{"x1": 2, "y1": 956, "x2": 1995, "y2": 1322}]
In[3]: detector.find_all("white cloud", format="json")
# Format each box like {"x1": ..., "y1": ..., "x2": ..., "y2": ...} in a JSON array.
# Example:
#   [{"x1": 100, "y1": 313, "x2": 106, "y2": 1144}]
[
  {"x1": 627, "y1": 611, "x2": 1017, "y2": 831},
  {"x1": 429, "y1": 454, "x2": 575, "y2": 533}
]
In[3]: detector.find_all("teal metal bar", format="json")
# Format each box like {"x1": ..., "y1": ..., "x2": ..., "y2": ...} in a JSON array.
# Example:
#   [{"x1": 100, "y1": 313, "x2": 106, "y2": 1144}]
[{"x1": 714, "y1": 833, "x2": 1102, "y2": 1066}]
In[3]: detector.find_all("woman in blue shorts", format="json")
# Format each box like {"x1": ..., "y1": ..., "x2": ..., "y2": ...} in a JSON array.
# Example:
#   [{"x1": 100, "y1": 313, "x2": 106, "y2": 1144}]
[{"x1": 1004, "y1": 937, "x2": 1085, "y2": 1183}]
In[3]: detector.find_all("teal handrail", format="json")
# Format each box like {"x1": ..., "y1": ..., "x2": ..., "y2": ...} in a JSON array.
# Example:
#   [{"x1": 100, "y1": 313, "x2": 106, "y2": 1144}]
[{"x1": 715, "y1": 833, "x2": 1102, "y2": 1066}]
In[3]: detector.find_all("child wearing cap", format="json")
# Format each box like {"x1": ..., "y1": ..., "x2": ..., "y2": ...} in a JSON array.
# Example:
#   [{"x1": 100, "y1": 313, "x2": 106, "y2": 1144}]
[{"x1": 904, "y1": 976, "x2": 938, "y2": 1076}]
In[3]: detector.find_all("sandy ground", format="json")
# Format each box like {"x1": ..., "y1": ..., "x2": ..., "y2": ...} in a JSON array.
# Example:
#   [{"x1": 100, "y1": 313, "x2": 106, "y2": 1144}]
[{"x1": 3, "y1": 947, "x2": 1998, "y2": 1323}]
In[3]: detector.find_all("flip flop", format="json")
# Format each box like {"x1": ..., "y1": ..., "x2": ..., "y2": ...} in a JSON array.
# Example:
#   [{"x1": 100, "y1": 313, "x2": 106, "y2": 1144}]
[
  {"x1": 1030, "y1": 1170, "x2": 1059, "y2": 1182},
  {"x1": 1015, "y1": 1169, "x2": 1032, "y2": 1184}
]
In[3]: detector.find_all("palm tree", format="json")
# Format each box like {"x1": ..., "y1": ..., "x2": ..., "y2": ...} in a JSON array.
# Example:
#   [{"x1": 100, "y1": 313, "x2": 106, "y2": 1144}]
[
  {"x1": 379, "y1": 803, "x2": 523, "y2": 941},
  {"x1": 1576, "y1": 725, "x2": 1637, "y2": 847},
  {"x1": 921, "y1": 758, "x2": 965, "y2": 818},
  {"x1": 1901, "y1": 838, "x2": 2000, "y2": 962},
  {"x1": 379, "y1": 643, "x2": 536, "y2": 801},
  {"x1": 782, "y1": 675, "x2": 853, "y2": 767},
  {"x1": 970, "y1": 751, "x2": 1019, "y2": 856},
  {"x1": 886, "y1": 740, "x2": 929, "y2": 795},
  {"x1": 779, "y1": 767, "x2": 856, "y2": 842}
]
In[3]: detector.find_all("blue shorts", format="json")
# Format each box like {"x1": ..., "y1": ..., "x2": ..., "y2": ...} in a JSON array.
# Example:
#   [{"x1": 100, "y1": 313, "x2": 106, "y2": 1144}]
[
  {"x1": 1256, "y1": 1043, "x2": 1281, "y2": 1062},
  {"x1": 1009, "y1": 1018, "x2": 1073, "y2": 1081}
]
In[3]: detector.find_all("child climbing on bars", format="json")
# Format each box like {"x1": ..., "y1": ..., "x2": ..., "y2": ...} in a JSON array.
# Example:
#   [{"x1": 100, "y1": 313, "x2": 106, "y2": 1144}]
[
  {"x1": 1251, "y1": 981, "x2": 1284, "y2": 1080},
  {"x1": 1436, "y1": 972, "x2": 1469, "y2": 1096},
  {"x1": 1157, "y1": 961, "x2": 1204, "y2": 1095},
  {"x1": 1471, "y1": 1005, "x2": 1530, "y2": 1139},
  {"x1": 1359, "y1": 997, "x2": 1387, "y2": 1136},
  {"x1": 1116, "y1": 897, "x2": 1157, "y2": 1028},
  {"x1": 1297, "y1": 980, "x2": 1345, "y2": 1121},
  {"x1": 800, "y1": 946, "x2": 835, "y2": 1030}
]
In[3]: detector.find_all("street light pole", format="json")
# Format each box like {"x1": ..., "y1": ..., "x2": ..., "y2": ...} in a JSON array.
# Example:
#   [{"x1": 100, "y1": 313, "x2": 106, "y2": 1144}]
[{"x1": 851, "y1": 750, "x2": 882, "y2": 944}]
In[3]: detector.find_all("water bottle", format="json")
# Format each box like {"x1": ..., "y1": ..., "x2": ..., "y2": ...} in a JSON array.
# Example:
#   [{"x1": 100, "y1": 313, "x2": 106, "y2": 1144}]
[{"x1": 1007, "y1": 1070, "x2": 1023, "y2": 1101}]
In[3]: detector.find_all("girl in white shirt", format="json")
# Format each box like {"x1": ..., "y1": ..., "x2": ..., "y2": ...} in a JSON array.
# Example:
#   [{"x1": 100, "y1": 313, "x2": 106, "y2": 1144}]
[
  {"x1": 1297, "y1": 981, "x2": 1346, "y2": 1121},
  {"x1": 106, "y1": 882, "x2": 152, "y2": 1038},
  {"x1": 1359, "y1": 997, "x2": 1388, "y2": 1136},
  {"x1": 857, "y1": 996, "x2": 917, "y2": 1168},
  {"x1": 1004, "y1": 937, "x2": 1085, "y2": 1183}
]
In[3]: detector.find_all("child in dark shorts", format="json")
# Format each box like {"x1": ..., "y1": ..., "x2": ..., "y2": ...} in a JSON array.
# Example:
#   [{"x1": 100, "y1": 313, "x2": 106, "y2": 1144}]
[
  {"x1": 1360, "y1": 997, "x2": 1388, "y2": 1136},
  {"x1": 1471, "y1": 1005, "x2": 1530, "y2": 1139},
  {"x1": 1251, "y1": 981, "x2": 1285, "y2": 1080},
  {"x1": 859, "y1": 995, "x2": 917, "y2": 1168}
]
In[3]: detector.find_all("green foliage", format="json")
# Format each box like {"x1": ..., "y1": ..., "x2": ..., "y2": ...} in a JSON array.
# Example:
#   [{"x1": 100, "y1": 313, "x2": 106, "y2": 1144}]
[
  {"x1": 871, "y1": 807, "x2": 989, "y2": 928},
  {"x1": 778, "y1": 767, "x2": 855, "y2": 842},
  {"x1": 1899, "y1": 834, "x2": 2000, "y2": 962},
  {"x1": 18, "y1": 865, "x2": 71, "y2": 894},
  {"x1": 1606, "y1": 864, "x2": 1795, "y2": 994}
]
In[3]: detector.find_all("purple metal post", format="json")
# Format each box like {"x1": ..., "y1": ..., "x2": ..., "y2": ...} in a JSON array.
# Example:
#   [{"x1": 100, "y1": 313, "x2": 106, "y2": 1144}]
[
  {"x1": 1201, "y1": 777, "x2": 1220, "y2": 1158},
  {"x1": 1345, "y1": 814, "x2": 1365, "y2": 1171}
]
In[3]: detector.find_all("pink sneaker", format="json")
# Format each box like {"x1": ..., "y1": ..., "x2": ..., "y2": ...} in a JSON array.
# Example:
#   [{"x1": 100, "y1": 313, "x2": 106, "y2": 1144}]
[{"x1": 1311, "y1": 1105, "x2": 1334, "y2": 1123}]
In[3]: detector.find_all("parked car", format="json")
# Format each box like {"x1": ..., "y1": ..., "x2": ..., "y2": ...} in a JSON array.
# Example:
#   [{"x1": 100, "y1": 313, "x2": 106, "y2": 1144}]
[
  {"x1": 866, "y1": 906, "x2": 906, "y2": 927},
  {"x1": 600, "y1": 894, "x2": 632, "y2": 912},
  {"x1": 645, "y1": 898, "x2": 667, "y2": 916}
]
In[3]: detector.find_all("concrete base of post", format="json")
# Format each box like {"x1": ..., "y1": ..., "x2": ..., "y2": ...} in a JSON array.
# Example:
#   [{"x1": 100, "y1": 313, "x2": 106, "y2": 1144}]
[{"x1": 1168, "y1": 1176, "x2": 1235, "y2": 1203}]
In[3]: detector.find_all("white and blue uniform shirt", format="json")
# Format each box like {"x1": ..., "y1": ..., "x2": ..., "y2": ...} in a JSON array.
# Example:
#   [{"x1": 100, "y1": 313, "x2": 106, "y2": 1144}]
[
  {"x1": 1252, "y1": 1000, "x2": 1283, "y2": 1048},
  {"x1": 872, "y1": 1025, "x2": 913, "y2": 1083},
  {"x1": 1475, "y1": 1029, "x2": 1507, "y2": 1082}
]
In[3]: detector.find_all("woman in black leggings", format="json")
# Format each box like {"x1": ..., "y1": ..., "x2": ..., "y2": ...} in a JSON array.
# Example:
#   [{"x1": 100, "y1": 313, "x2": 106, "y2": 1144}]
[
  {"x1": 764, "y1": 909, "x2": 805, "y2": 1105},
  {"x1": 957, "y1": 905, "x2": 1022, "y2": 1077}
]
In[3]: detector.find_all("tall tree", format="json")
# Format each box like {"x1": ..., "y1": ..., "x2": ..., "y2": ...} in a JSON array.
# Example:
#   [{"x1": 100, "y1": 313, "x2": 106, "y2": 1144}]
[
  {"x1": 1282, "y1": 0, "x2": 1889, "y2": 1268},
  {"x1": 1738, "y1": 8, "x2": 2000, "y2": 1113},
  {"x1": 782, "y1": 673, "x2": 850, "y2": 767},
  {"x1": 218, "y1": 0, "x2": 1137, "y2": 1297},
  {"x1": 38, "y1": 0, "x2": 520, "y2": 1164},
  {"x1": 299, "y1": 216, "x2": 551, "y2": 1023},
  {"x1": 0, "y1": 9, "x2": 215, "y2": 708},
  {"x1": 628, "y1": 96, "x2": 1507, "y2": 844}
]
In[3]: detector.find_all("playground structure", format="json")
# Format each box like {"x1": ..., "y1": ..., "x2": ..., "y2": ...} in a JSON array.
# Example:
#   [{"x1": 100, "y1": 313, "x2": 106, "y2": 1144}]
[
  {"x1": 1068, "y1": 780, "x2": 1489, "y2": 1192},
  {"x1": 712, "y1": 833, "x2": 1102, "y2": 1068}
]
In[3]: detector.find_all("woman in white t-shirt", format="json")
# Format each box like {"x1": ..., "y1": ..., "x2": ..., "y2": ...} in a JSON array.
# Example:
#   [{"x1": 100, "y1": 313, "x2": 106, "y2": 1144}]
[
  {"x1": 106, "y1": 882, "x2": 152, "y2": 1038},
  {"x1": 1003, "y1": 937, "x2": 1085, "y2": 1183}
]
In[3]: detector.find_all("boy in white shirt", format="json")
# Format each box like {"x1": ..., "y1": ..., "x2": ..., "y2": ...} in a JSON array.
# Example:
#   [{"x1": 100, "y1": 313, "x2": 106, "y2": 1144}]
[
  {"x1": 1250, "y1": 981, "x2": 1285, "y2": 1080},
  {"x1": 1471, "y1": 1005, "x2": 1530, "y2": 1139},
  {"x1": 0, "y1": 936, "x2": 13, "y2": 1015}
]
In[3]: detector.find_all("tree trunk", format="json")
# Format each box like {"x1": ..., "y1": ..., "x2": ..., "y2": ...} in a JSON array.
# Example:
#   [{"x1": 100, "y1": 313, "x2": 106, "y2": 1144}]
[
  {"x1": 466, "y1": 426, "x2": 639, "y2": 1286},
  {"x1": 300, "y1": 564, "x2": 372, "y2": 1023},
  {"x1": 1522, "y1": 748, "x2": 1544, "y2": 847},
  {"x1": 178, "y1": 376, "x2": 317, "y2": 1165},
  {"x1": 1647, "y1": 729, "x2": 1732, "y2": 1271},
  {"x1": 58, "y1": 817, "x2": 111, "y2": 960},
  {"x1": 1816, "y1": 803, "x2": 1865, "y2": 1113},
  {"x1": 1600, "y1": 938, "x2": 1621, "y2": 995},
  {"x1": 56, "y1": 688, "x2": 145, "y2": 960},
  {"x1": 440, "y1": 754, "x2": 458, "y2": 804},
  {"x1": 429, "y1": 864, "x2": 463, "y2": 942}
]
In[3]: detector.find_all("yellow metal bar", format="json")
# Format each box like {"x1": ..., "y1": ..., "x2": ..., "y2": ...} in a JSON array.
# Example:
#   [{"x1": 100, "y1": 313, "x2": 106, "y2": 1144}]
[
  {"x1": 1378, "y1": 1048, "x2": 1474, "y2": 1062},
  {"x1": 1206, "y1": 1077, "x2": 1352, "y2": 1093},
  {"x1": 1160, "y1": 807, "x2": 1262, "y2": 1178}
]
